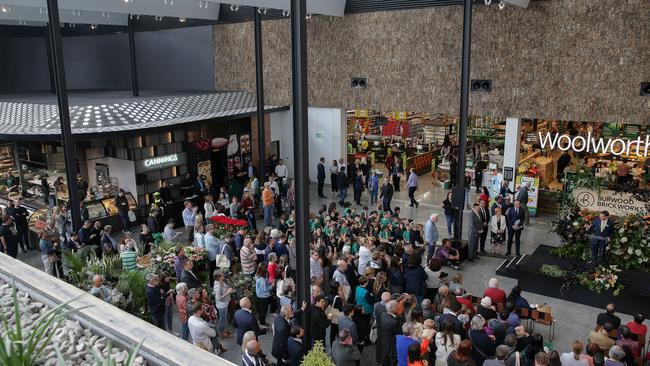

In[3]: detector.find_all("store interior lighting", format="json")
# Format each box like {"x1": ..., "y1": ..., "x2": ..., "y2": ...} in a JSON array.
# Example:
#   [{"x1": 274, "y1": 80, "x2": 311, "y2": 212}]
[
  {"x1": 230, "y1": 4, "x2": 239, "y2": 12},
  {"x1": 90, "y1": 24, "x2": 97, "y2": 29},
  {"x1": 1, "y1": 5, "x2": 11, "y2": 13},
  {"x1": 179, "y1": 17, "x2": 187, "y2": 22}
]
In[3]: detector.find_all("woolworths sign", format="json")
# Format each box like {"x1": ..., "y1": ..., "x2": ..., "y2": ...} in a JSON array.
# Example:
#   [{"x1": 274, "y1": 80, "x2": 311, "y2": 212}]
[
  {"x1": 538, "y1": 132, "x2": 650, "y2": 157},
  {"x1": 572, "y1": 188, "x2": 647, "y2": 217}
]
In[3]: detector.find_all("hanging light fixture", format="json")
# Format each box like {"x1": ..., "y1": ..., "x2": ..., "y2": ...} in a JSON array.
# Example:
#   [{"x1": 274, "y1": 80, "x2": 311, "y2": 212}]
[
  {"x1": 199, "y1": 0, "x2": 209, "y2": 8},
  {"x1": 498, "y1": 1, "x2": 506, "y2": 9},
  {"x1": 282, "y1": 9, "x2": 290, "y2": 17},
  {"x1": 102, "y1": 12, "x2": 110, "y2": 18},
  {"x1": 306, "y1": 12, "x2": 312, "y2": 20},
  {"x1": 0, "y1": 5, "x2": 11, "y2": 13},
  {"x1": 163, "y1": 0, "x2": 174, "y2": 5},
  {"x1": 484, "y1": 0, "x2": 492, "y2": 4},
  {"x1": 124, "y1": 0, "x2": 133, "y2": 3},
  {"x1": 90, "y1": 24, "x2": 97, "y2": 30},
  {"x1": 155, "y1": 15, "x2": 163, "y2": 21},
  {"x1": 230, "y1": 4, "x2": 239, "y2": 11},
  {"x1": 179, "y1": 17, "x2": 187, "y2": 22}
]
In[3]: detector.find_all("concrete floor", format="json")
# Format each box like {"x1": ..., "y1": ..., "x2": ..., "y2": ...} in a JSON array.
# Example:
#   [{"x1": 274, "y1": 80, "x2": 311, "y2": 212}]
[{"x1": 15, "y1": 171, "x2": 649, "y2": 364}]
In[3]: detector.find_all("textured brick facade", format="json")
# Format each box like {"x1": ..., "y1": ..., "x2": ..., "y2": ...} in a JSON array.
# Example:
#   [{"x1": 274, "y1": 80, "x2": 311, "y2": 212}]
[{"x1": 214, "y1": 0, "x2": 650, "y2": 123}]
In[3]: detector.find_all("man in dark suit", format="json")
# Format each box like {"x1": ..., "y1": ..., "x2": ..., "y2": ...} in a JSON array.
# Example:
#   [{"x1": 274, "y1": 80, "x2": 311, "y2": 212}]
[
  {"x1": 380, "y1": 300, "x2": 402, "y2": 366},
  {"x1": 437, "y1": 301, "x2": 466, "y2": 338},
  {"x1": 287, "y1": 326, "x2": 306, "y2": 366},
  {"x1": 337, "y1": 167, "x2": 349, "y2": 207},
  {"x1": 373, "y1": 293, "x2": 391, "y2": 365},
  {"x1": 234, "y1": 297, "x2": 265, "y2": 345},
  {"x1": 272, "y1": 305, "x2": 293, "y2": 366},
  {"x1": 310, "y1": 295, "x2": 331, "y2": 348},
  {"x1": 596, "y1": 303, "x2": 621, "y2": 329},
  {"x1": 468, "y1": 203, "x2": 483, "y2": 261},
  {"x1": 479, "y1": 200, "x2": 491, "y2": 254},
  {"x1": 505, "y1": 200, "x2": 526, "y2": 256},
  {"x1": 380, "y1": 178, "x2": 394, "y2": 212},
  {"x1": 317, "y1": 157, "x2": 326, "y2": 198},
  {"x1": 586, "y1": 210, "x2": 614, "y2": 266},
  {"x1": 179, "y1": 260, "x2": 203, "y2": 289}
]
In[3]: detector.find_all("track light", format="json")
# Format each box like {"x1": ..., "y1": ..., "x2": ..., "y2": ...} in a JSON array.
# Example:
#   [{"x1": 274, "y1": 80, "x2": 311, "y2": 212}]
[
  {"x1": 155, "y1": 15, "x2": 163, "y2": 21},
  {"x1": 179, "y1": 17, "x2": 187, "y2": 22},
  {"x1": 90, "y1": 24, "x2": 97, "y2": 30},
  {"x1": 498, "y1": 1, "x2": 506, "y2": 9},
  {"x1": 124, "y1": 0, "x2": 133, "y2": 3},
  {"x1": 68, "y1": 22, "x2": 76, "y2": 27},
  {"x1": 230, "y1": 4, "x2": 239, "y2": 11},
  {"x1": 1, "y1": 5, "x2": 11, "y2": 13}
]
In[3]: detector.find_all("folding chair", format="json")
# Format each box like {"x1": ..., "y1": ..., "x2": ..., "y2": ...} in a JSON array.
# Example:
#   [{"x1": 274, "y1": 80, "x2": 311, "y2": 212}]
[
  {"x1": 531, "y1": 310, "x2": 555, "y2": 342},
  {"x1": 516, "y1": 307, "x2": 533, "y2": 332}
]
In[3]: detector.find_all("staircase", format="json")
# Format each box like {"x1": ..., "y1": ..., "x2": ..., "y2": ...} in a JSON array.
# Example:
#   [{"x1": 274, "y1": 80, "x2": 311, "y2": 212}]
[{"x1": 496, "y1": 254, "x2": 528, "y2": 278}]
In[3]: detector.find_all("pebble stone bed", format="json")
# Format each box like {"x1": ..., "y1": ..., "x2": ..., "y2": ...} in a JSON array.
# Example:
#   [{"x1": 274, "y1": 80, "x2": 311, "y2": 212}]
[{"x1": 0, "y1": 280, "x2": 147, "y2": 366}]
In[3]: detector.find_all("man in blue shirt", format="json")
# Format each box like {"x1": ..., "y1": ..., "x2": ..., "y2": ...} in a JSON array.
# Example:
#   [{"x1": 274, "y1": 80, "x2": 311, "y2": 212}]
[
  {"x1": 204, "y1": 225, "x2": 219, "y2": 285},
  {"x1": 424, "y1": 214, "x2": 440, "y2": 263},
  {"x1": 405, "y1": 168, "x2": 419, "y2": 207},
  {"x1": 396, "y1": 322, "x2": 419, "y2": 366}
]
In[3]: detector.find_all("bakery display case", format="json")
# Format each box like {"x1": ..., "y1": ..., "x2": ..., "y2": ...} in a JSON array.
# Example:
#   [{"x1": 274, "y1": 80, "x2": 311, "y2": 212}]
[
  {"x1": 101, "y1": 192, "x2": 137, "y2": 215},
  {"x1": 86, "y1": 201, "x2": 108, "y2": 220},
  {"x1": 27, "y1": 208, "x2": 50, "y2": 234}
]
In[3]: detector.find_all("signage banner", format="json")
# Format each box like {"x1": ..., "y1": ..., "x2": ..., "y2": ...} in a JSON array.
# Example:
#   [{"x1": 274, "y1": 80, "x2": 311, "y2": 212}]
[
  {"x1": 136, "y1": 152, "x2": 186, "y2": 173},
  {"x1": 572, "y1": 188, "x2": 647, "y2": 217},
  {"x1": 515, "y1": 176, "x2": 540, "y2": 217}
]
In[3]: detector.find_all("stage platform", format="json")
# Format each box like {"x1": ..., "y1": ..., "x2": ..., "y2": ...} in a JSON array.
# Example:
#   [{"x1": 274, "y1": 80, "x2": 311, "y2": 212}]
[{"x1": 503, "y1": 245, "x2": 650, "y2": 315}]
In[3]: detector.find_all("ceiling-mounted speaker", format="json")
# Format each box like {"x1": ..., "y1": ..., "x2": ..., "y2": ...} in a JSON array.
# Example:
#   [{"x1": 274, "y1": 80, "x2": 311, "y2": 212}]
[
  {"x1": 471, "y1": 79, "x2": 492, "y2": 92},
  {"x1": 351, "y1": 77, "x2": 367, "y2": 89},
  {"x1": 640, "y1": 82, "x2": 650, "y2": 96}
]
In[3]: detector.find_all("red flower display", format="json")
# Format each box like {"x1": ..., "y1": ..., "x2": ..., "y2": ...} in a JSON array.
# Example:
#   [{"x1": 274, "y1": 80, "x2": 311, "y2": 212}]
[{"x1": 211, "y1": 215, "x2": 248, "y2": 227}]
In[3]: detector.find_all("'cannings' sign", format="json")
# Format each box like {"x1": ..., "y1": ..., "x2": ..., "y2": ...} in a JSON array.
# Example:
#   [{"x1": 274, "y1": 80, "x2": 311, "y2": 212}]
[
  {"x1": 572, "y1": 188, "x2": 647, "y2": 217},
  {"x1": 538, "y1": 132, "x2": 650, "y2": 157}
]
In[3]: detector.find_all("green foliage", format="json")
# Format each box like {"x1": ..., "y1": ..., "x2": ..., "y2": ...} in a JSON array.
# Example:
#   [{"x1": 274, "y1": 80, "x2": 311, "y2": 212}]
[
  {"x1": 539, "y1": 264, "x2": 567, "y2": 278},
  {"x1": 577, "y1": 265, "x2": 625, "y2": 296},
  {"x1": 115, "y1": 271, "x2": 148, "y2": 317},
  {"x1": 563, "y1": 163, "x2": 607, "y2": 191},
  {"x1": 86, "y1": 254, "x2": 123, "y2": 282},
  {"x1": 0, "y1": 284, "x2": 83, "y2": 366},
  {"x1": 301, "y1": 341, "x2": 334, "y2": 366}
]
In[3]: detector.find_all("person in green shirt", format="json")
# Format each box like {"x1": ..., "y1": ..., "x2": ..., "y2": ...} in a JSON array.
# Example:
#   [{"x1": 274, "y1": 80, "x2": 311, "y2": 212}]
[{"x1": 120, "y1": 243, "x2": 138, "y2": 271}]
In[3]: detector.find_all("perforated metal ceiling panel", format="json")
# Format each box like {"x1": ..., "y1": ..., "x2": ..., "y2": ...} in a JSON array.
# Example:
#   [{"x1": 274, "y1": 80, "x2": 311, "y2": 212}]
[{"x1": 0, "y1": 91, "x2": 282, "y2": 138}]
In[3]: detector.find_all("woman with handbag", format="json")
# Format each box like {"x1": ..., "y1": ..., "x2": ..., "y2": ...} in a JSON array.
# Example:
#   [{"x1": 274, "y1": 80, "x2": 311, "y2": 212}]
[
  {"x1": 255, "y1": 263, "x2": 273, "y2": 326},
  {"x1": 489, "y1": 207, "x2": 507, "y2": 255},
  {"x1": 467, "y1": 315, "x2": 496, "y2": 366},
  {"x1": 327, "y1": 281, "x2": 345, "y2": 347},
  {"x1": 213, "y1": 270, "x2": 234, "y2": 338}
]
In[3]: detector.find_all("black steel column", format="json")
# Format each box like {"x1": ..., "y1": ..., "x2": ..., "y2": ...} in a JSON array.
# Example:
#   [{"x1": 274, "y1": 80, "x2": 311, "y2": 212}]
[
  {"x1": 254, "y1": 8, "x2": 265, "y2": 180},
  {"x1": 44, "y1": 25, "x2": 56, "y2": 94},
  {"x1": 128, "y1": 17, "x2": 139, "y2": 97},
  {"x1": 290, "y1": 0, "x2": 311, "y2": 346},
  {"x1": 453, "y1": 0, "x2": 473, "y2": 243},
  {"x1": 46, "y1": 0, "x2": 82, "y2": 231}
]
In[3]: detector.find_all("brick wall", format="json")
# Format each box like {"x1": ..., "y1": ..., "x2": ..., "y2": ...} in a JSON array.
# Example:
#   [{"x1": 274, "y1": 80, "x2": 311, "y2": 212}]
[{"x1": 214, "y1": 0, "x2": 650, "y2": 124}]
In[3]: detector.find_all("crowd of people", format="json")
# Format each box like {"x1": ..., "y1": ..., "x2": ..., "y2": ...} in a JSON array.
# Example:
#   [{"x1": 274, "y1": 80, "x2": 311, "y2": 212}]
[{"x1": 1, "y1": 153, "x2": 648, "y2": 366}]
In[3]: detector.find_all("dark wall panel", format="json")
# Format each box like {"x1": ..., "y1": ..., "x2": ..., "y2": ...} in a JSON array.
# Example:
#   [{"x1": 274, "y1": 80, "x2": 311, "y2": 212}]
[{"x1": 136, "y1": 26, "x2": 215, "y2": 91}]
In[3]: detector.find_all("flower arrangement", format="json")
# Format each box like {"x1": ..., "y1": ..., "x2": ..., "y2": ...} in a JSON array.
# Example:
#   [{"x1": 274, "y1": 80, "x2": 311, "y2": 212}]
[
  {"x1": 211, "y1": 215, "x2": 248, "y2": 238},
  {"x1": 149, "y1": 241, "x2": 208, "y2": 274},
  {"x1": 211, "y1": 215, "x2": 248, "y2": 227},
  {"x1": 578, "y1": 265, "x2": 625, "y2": 296}
]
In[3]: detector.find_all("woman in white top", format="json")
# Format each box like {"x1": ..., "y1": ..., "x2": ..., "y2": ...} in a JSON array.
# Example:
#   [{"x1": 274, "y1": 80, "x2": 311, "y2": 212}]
[
  {"x1": 204, "y1": 194, "x2": 217, "y2": 219},
  {"x1": 434, "y1": 320, "x2": 462, "y2": 366},
  {"x1": 489, "y1": 207, "x2": 507, "y2": 254},
  {"x1": 213, "y1": 270, "x2": 234, "y2": 338},
  {"x1": 193, "y1": 224, "x2": 205, "y2": 249},
  {"x1": 560, "y1": 340, "x2": 589, "y2": 366},
  {"x1": 217, "y1": 192, "x2": 230, "y2": 209},
  {"x1": 357, "y1": 238, "x2": 373, "y2": 274}
]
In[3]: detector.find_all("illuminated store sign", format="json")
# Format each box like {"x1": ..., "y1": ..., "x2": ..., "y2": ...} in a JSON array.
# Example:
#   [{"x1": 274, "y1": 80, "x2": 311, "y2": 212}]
[
  {"x1": 136, "y1": 152, "x2": 186, "y2": 173},
  {"x1": 538, "y1": 132, "x2": 650, "y2": 157},
  {"x1": 144, "y1": 154, "x2": 178, "y2": 168}
]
